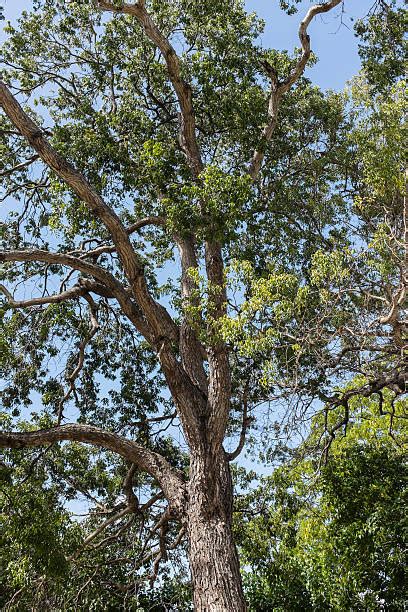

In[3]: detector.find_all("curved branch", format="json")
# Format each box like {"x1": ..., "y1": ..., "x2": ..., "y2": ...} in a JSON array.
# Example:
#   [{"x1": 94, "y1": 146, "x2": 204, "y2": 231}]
[
  {"x1": 226, "y1": 383, "x2": 253, "y2": 461},
  {"x1": 0, "y1": 282, "x2": 88, "y2": 308},
  {"x1": 250, "y1": 0, "x2": 342, "y2": 179},
  {"x1": 0, "y1": 424, "x2": 186, "y2": 512},
  {"x1": 127, "y1": 215, "x2": 166, "y2": 235},
  {"x1": 0, "y1": 278, "x2": 128, "y2": 308},
  {"x1": 0, "y1": 248, "x2": 119, "y2": 288},
  {"x1": 76, "y1": 216, "x2": 168, "y2": 259},
  {"x1": 0, "y1": 249, "x2": 153, "y2": 340},
  {"x1": 281, "y1": 0, "x2": 343, "y2": 94}
]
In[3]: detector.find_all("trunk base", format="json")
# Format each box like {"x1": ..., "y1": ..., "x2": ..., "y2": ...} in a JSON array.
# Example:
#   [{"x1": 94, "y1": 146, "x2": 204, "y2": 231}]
[{"x1": 187, "y1": 453, "x2": 246, "y2": 611}]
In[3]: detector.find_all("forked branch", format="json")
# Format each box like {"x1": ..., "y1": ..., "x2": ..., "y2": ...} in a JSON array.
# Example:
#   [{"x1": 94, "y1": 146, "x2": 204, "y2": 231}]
[{"x1": 250, "y1": 0, "x2": 343, "y2": 179}]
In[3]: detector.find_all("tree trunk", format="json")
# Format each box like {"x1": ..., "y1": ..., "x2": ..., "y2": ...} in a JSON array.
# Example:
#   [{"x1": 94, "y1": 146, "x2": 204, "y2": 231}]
[{"x1": 186, "y1": 450, "x2": 247, "y2": 611}]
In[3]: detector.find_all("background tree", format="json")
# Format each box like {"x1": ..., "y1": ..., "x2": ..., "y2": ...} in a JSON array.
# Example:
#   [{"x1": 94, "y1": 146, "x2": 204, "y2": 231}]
[
  {"x1": 237, "y1": 390, "x2": 407, "y2": 611},
  {"x1": 0, "y1": 0, "x2": 406, "y2": 609}
]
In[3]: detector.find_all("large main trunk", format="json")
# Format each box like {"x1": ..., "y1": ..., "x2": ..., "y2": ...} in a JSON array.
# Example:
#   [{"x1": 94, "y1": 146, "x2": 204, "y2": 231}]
[{"x1": 186, "y1": 450, "x2": 246, "y2": 611}]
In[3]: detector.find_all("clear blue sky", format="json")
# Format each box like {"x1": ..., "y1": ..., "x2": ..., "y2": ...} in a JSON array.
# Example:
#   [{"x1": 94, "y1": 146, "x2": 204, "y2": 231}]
[{"x1": 2, "y1": 0, "x2": 376, "y2": 91}]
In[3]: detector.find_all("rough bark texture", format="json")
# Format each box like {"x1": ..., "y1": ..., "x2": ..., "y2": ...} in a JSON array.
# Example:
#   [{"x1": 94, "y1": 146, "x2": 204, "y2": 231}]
[{"x1": 187, "y1": 452, "x2": 246, "y2": 612}]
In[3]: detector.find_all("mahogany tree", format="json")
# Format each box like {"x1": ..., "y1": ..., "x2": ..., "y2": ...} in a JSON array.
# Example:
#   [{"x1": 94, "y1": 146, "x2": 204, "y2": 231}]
[{"x1": 0, "y1": 0, "x2": 406, "y2": 609}]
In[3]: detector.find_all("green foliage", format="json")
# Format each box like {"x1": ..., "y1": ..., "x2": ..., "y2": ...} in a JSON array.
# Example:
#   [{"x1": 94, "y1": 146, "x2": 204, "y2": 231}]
[
  {"x1": 237, "y1": 393, "x2": 408, "y2": 611},
  {"x1": 0, "y1": 0, "x2": 406, "y2": 608},
  {"x1": 355, "y1": 0, "x2": 407, "y2": 92},
  {"x1": 0, "y1": 426, "x2": 81, "y2": 605},
  {"x1": 350, "y1": 78, "x2": 406, "y2": 203}
]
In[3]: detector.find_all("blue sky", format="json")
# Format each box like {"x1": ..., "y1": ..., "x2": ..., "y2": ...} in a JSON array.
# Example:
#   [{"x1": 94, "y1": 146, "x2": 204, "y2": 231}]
[
  {"x1": 2, "y1": 0, "x2": 376, "y2": 91},
  {"x1": 246, "y1": 0, "x2": 376, "y2": 89}
]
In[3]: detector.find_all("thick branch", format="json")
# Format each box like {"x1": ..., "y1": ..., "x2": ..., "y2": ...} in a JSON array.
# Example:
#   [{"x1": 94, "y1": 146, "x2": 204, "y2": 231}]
[
  {"x1": 1, "y1": 79, "x2": 216, "y2": 446},
  {"x1": 0, "y1": 248, "x2": 120, "y2": 288},
  {"x1": 250, "y1": 0, "x2": 342, "y2": 179},
  {"x1": 178, "y1": 237, "x2": 208, "y2": 396},
  {"x1": 206, "y1": 241, "x2": 231, "y2": 452},
  {"x1": 0, "y1": 81, "x2": 177, "y2": 344},
  {"x1": 0, "y1": 424, "x2": 186, "y2": 512}
]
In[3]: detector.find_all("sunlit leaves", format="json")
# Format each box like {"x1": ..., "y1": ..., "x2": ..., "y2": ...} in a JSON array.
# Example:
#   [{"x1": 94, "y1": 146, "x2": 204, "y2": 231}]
[{"x1": 237, "y1": 393, "x2": 408, "y2": 610}]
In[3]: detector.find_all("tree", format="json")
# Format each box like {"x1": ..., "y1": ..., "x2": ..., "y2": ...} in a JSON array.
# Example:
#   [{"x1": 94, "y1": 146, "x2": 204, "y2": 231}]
[
  {"x1": 0, "y1": 0, "x2": 406, "y2": 609},
  {"x1": 237, "y1": 390, "x2": 407, "y2": 611}
]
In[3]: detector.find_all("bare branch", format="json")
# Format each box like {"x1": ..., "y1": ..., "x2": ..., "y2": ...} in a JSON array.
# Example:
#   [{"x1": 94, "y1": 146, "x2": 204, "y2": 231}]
[
  {"x1": 250, "y1": 0, "x2": 343, "y2": 179},
  {"x1": 0, "y1": 154, "x2": 39, "y2": 177},
  {"x1": 70, "y1": 506, "x2": 132, "y2": 561},
  {"x1": 281, "y1": 0, "x2": 343, "y2": 94},
  {"x1": 0, "y1": 281, "x2": 88, "y2": 308}
]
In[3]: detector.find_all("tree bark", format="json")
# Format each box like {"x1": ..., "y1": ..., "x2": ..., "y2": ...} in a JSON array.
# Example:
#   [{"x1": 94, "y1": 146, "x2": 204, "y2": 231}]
[{"x1": 186, "y1": 450, "x2": 246, "y2": 611}]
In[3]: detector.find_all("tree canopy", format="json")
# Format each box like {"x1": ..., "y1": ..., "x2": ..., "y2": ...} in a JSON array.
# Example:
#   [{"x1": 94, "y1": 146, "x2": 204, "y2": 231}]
[{"x1": 0, "y1": 0, "x2": 406, "y2": 609}]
